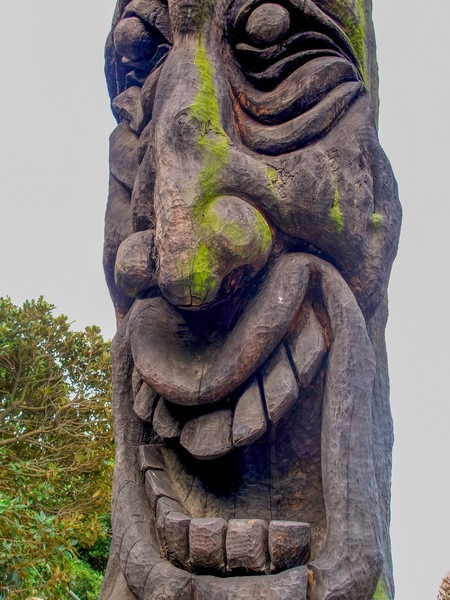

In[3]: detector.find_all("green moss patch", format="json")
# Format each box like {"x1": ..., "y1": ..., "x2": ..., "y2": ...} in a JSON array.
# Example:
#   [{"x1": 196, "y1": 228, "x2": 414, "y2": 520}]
[
  {"x1": 201, "y1": 199, "x2": 272, "y2": 260},
  {"x1": 371, "y1": 212, "x2": 384, "y2": 227},
  {"x1": 330, "y1": 180, "x2": 344, "y2": 231},
  {"x1": 190, "y1": 41, "x2": 230, "y2": 219},
  {"x1": 333, "y1": 0, "x2": 367, "y2": 83},
  {"x1": 265, "y1": 166, "x2": 278, "y2": 194},
  {"x1": 190, "y1": 243, "x2": 218, "y2": 300},
  {"x1": 373, "y1": 578, "x2": 389, "y2": 600}
]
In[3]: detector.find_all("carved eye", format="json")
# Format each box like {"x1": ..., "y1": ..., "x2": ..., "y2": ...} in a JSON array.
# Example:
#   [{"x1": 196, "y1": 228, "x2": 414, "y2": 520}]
[
  {"x1": 245, "y1": 3, "x2": 291, "y2": 47},
  {"x1": 227, "y1": 0, "x2": 363, "y2": 153},
  {"x1": 114, "y1": 17, "x2": 153, "y2": 61},
  {"x1": 230, "y1": 0, "x2": 361, "y2": 91},
  {"x1": 113, "y1": 1, "x2": 172, "y2": 89}
]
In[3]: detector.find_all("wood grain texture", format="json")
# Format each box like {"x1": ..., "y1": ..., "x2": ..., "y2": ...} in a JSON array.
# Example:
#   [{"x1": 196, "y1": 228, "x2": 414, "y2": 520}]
[
  {"x1": 137, "y1": 444, "x2": 165, "y2": 473},
  {"x1": 262, "y1": 344, "x2": 299, "y2": 424},
  {"x1": 152, "y1": 397, "x2": 181, "y2": 439},
  {"x1": 165, "y1": 511, "x2": 191, "y2": 570},
  {"x1": 189, "y1": 518, "x2": 227, "y2": 575},
  {"x1": 226, "y1": 519, "x2": 269, "y2": 573},
  {"x1": 144, "y1": 470, "x2": 178, "y2": 508},
  {"x1": 191, "y1": 566, "x2": 308, "y2": 599},
  {"x1": 180, "y1": 410, "x2": 233, "y2": 460},
  {"x1": 268, "y1": 521, "x2": 311, "y2": 572},
  {"x1": 232, "y1": 377, "x2": 267, "y2": 447},
  {"x1": 133, "y1": 381, "x2": 158, "y2": 422},
  {"x1": 288, "y1": 303, "x2": 326, "y2": 387},
  {"x1": 156, "y1": 496, "x2": 185, "y2": 558}
]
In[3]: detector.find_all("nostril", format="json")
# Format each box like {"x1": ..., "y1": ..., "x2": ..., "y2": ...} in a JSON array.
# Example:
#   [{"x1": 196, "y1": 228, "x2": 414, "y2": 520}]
[{"x1": 114, "y1": 230, "x2": 156, "y2": 298}]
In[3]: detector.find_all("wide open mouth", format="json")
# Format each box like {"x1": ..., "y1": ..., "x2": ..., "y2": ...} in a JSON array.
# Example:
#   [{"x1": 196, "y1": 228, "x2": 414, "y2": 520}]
[
  {"x1": 112, "y1": 252, "x2": 380, "y2": 598},
  {"x1": 130, "y1": 288, "x2": 328, "y2": 460}
]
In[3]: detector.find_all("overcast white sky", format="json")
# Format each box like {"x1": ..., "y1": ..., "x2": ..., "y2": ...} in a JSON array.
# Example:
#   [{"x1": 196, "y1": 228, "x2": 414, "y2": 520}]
[{"x1": 0, "y1": 1, "x2": 448, "y2": 598}]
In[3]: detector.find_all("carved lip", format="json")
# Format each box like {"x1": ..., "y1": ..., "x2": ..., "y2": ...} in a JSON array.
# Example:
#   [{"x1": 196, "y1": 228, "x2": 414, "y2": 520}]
[
  {"x1": 132, "y1": 297, "x2": 327, "y2": 459},
  {"x1": 128, "y1": 253, "x2": 313, "y2": 406}
]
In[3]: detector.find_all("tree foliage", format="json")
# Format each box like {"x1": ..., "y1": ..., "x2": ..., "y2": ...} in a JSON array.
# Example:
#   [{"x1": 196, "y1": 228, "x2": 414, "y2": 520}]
[{"x1": 0, "y1": 297, "x2": 113, "y2": 598}]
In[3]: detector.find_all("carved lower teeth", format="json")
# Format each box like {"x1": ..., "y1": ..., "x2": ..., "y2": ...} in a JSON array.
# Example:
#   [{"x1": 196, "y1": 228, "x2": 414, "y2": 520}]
[
  {"x1": 226, "y1": 518, "x2": 269, "y2": 573},
  {"x1": 156, "y1": 497, "x2": 184, "y2": 558},
  {"x1": 165, "y1": 511, "x2": 191, "y2": 570},
  {"x1": 138, "y1": 444, "x2": 312, "y2": 576},
  {"x1": 189, "y1": 518, "x2": 228, "y2": 575},
  {"x1": 268, "y1": 521, "x2": 311, "y2": 572}
]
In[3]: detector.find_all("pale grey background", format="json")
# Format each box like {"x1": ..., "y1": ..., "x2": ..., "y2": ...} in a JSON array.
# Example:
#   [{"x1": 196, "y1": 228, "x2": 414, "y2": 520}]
[{"x1": 0, "y1": 1, "x2": 448, "y2": 597}]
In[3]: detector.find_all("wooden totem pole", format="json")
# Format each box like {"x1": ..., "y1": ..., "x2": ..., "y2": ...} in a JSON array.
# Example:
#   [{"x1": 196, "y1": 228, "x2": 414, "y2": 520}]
[{"x1": 101, "y1": 0, "x2": 401, "y2": 597}]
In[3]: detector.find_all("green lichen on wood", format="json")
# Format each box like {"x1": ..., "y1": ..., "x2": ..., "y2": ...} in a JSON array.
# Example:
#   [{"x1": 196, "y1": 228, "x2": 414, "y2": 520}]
[
  {"x1": 373, "y1": 578, "x2": 389, "y2": 600},
  {"x1": 253, "y1": 210, "x2": 272, "y2": 250},
  {"x1": 265, "y1": 166, "x2": 278, "y2": 194},
  {"x1": 371, "y1": 212, "x2": 384, "y2": 227},
  {"x1": 330, "y1": 180, "x2": 344, "y2": 231},
  {"x1": 201, "y1": 200, "x2": 272, "y2": 259},
  {"x1": 196, "y1": 0, "x2": 214, "y2": 31},
  {"x1": 187, "y1": 42, "x2": 272, "y2": 299},
  {"x1": 190, "y1": 243, "x2": 218, "y2": 300},
  {"x1": 190, "y1": 41, "x2": 230, "y2": 219},
  {"x1": 333, "y1": 0, "x2": 367, "y2": 83}
]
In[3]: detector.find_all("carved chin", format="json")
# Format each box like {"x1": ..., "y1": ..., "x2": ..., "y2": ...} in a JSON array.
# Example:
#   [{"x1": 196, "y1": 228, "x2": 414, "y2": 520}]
[{"x1": 111, "y1": 253, "x2": 382, "y2": 599}]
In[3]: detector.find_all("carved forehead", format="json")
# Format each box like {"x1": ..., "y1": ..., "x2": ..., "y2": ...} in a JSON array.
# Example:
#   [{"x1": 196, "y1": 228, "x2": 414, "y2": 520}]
[
  {"x1": 108, "y1": 0, "x2": 376, "y2": 94},
  {"x1": 112, "y1": 0, "x2": 365, "y2": 31}
]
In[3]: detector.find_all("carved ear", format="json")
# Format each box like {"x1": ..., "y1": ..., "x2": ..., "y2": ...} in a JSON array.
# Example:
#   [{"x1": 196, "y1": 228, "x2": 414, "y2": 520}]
[
  {"x1": 103, "y1": 175, "x2": 134, "y2": 324},
  {"x1": 106, "y1": 1, "x2": 133, "y2": 119}
]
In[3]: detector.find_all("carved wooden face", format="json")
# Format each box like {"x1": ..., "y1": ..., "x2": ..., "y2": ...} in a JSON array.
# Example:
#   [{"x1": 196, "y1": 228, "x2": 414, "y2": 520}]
[{"x1": 104, "y1": 0, "x2": 401, "y2": 598}]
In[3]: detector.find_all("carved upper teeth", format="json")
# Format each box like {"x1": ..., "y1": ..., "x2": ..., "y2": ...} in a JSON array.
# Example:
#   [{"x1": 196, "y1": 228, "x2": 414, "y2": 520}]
[{"x1": 132, "y1": 301, "x2": 327, "y2": 459}]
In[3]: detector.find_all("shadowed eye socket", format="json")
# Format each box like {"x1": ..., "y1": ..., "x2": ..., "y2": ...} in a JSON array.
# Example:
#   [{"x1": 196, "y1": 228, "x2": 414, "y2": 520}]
[
  {"x1": 114, "y1": 0, "x2": 172, "y2": 89},
  {"x1": 229, "y1": 0, "x2": 360, "y2": 91},
  {"x1": 226, "y1": 0, "x2": 364, "y2": 154}
]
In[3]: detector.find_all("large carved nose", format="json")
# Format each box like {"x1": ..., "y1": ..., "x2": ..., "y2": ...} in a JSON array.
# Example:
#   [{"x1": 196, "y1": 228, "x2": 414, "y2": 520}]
[
  {"x1": 158, "y1": 194, "x2": 272, "y2": 307},
  {"x1": 149, "y1": 42, "x2": 272, "y2": 308}
]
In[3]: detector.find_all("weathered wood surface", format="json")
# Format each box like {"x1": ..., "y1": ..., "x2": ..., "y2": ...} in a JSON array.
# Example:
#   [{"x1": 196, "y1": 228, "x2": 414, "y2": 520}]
[
  {"x1": 268, "y1": 521, "x2": 311, "y2": 572},
  {"x1": 226, "y1": 519, "x2": 269, "y2": 573},
  {"x1": 232, "y1": 377, "x2": 267, "y2": 447},
  {"x1": 189, "y1": 518, "x2": 227, "y2": 575},
  {"x1": 101, "y1": 0, "x2": 401, "y2": 597},
  {"x1": 152, "y1": 397, "x2": 181, "y2": 439},
  {"x1": 180, "y1": 410, "x2": 233, "y2": 460},
  {"x1": 133, "y1": 381, "x2": 158, "y2": 422},
  {"x1": 165, "y1": 511, "x2": 191, "y2": 570},
  {"x1": 262, "y1": 344, "x2": 299, "y2": 425}
]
